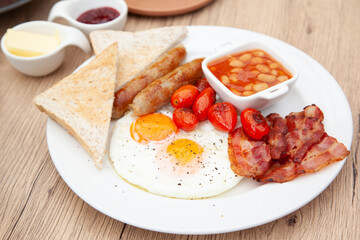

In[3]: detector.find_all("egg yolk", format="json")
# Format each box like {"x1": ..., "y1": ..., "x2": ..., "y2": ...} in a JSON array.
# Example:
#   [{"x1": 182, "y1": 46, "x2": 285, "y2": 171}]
[
  {"x1": 131, "y1": 113, "x2": 178, "y2": 143},
  {"x1": 167, "y1": 139, "x2": 204, "y2": 165}
]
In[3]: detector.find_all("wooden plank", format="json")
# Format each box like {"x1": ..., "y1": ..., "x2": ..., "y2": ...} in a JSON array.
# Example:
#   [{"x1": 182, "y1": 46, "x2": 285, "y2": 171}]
[{"x1": 0, "y1": 0, "x2": 358, "y2": 239}]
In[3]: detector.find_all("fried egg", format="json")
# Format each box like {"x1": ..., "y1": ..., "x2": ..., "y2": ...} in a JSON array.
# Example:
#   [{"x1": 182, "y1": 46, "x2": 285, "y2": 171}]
[{"x1": 109, "y1": 104, "x2": 242, "y2": 199}]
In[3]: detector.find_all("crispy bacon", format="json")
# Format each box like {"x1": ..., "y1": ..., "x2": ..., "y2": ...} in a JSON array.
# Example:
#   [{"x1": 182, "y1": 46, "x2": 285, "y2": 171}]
[
  {"x1": 256, "y1": 134, "x2": 349, "y2": 182},
  {"x1": 255, "y1": 161, "x2": 303, "y2": 183},
  {"x1": 266, "y1": 113, "x2": 287, "y2": 160},
  {"x1": 228, "y1": 104, "x2": 349, "y2": 183},
  {"x1": 285, "y1": 104, "x2": 325, "y2": 163},
  {"x1": 228, "y1": 127, "x2": 271, "y2": 178},
  {"x1": 299, "y1": 134, "x2": 350, "y2": 173}
]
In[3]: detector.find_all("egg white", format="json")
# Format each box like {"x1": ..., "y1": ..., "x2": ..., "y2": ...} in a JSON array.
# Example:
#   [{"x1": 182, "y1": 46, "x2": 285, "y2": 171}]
[{"x1": 109, "y1": 104, "x2": 242, "y2": 199}]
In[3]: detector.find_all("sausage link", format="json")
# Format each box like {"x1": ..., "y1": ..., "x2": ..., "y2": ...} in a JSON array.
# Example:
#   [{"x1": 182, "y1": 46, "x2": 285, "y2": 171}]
[
  {"x1": 112, "y1": 45, "x2": 186, "y2": 119},
  {"x1": 130, "y1": 58, "x2": 204, "y2": 117}
]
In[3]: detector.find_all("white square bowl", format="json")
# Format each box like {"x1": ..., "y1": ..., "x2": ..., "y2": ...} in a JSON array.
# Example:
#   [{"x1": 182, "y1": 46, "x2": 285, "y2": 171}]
[{"x1": 202, "y1": 41, "x2": 299, "y2": 112}]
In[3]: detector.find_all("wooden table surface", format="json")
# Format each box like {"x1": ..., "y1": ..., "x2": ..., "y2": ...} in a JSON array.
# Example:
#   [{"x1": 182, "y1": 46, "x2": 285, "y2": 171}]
[{"x1": 1, "y1": 0, "x2": 359, "y2": 239}]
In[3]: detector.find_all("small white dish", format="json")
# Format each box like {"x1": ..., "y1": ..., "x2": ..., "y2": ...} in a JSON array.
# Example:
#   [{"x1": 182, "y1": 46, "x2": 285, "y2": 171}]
[
  {"x1": 202, "y1": 41, "x2": 299, "y2": 111},
  {"x1": 48, "y1": 0, "x2": 128, "y2": 37},
  {"x1": 1, "y1": 21, "x2": 91, "y2": 77}
]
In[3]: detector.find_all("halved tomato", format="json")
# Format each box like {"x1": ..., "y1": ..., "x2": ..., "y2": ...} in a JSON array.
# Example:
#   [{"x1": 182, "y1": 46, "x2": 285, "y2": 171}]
[
  {"x1": 192, "y1": 87, "x2": 216, "y2": 121},
  {"x1": 240, "y1": 108, "x2": 269, "y2": 140},
  {"x1": 171, "y1": 85, "x2": 199, "y2": 109},
  {"x1": 173, "y1": 108, "x2": 199, "y2": 131},
  {"x1": 208, "y1": 102, "x2": 237, "y2": 132}
]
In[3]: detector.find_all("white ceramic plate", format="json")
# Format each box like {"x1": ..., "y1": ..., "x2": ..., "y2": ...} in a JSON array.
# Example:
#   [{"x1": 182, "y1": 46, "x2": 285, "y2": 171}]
[{"x1": 46, "y1": 26, "x2": 353, "y2": 234}]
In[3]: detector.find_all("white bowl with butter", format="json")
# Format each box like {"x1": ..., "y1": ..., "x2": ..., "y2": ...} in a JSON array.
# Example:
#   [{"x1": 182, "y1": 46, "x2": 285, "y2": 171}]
[
  {"x1": 48, "y1": 0, "x2": 128, "y2": 37},
  {"x1": 1, "y1": 21, "x2": 91, "y2": 77}
]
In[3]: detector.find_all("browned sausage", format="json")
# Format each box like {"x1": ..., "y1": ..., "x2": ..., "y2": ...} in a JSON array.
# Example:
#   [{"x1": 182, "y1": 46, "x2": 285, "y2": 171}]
[
  {"x1": 130, "y1": 58, "x2": 204, "y2": 117},
  {"x1": 112, "y1": 45, "x2": 186, "y2": 119}
]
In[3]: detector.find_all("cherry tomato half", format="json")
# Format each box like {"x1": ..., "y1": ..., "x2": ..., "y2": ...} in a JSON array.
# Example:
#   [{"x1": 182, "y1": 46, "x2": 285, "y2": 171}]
[
  {"x1": 208, "y1": 102, "x2": 238, "y2": 132},
  {"x1": 171, "y1": 85, "x2": 199, "y2": 109},
  {"x1": 172, "y1": 108, "x2": 199, "y2": 131},
  {"x1": 240, "y1": 108, "x2": 269, "y2": 140},
  {"x1": 192, "y1": 87, "x2": 216, "y2": 121},
  {"x1": 195, "y1": 78, "x2": 211, "y2": 92}
]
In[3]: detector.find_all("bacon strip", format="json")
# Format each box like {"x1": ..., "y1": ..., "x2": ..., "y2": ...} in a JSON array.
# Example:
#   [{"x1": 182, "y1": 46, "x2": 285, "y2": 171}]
[
  {"x1": 266, "y1": 113, "x2": 287, "y2": 160},
  {"x1": 255, "y1": 161, "x2": 302, "y2": 183},
  {"x1": 285, "y1": 104, "x2": 325, "y2": 163},
  {"x1": 257, "y1": 134, "x2": 349, "y2": 182},
  {"x1": 228, "y1": 127, "x2": 271, "y2": 178},
  {"x1": 299, "y1": 134, "x2": 350, "y2": 173}
]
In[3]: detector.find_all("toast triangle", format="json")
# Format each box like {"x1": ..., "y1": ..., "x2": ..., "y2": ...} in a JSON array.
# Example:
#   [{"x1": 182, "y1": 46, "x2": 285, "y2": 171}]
[
  {"x1": 34, "y1": 43, "x2": 118, "y2": 168},
  {"x1": 90, "y1": 26, "x2": 188, "y2": 91}
]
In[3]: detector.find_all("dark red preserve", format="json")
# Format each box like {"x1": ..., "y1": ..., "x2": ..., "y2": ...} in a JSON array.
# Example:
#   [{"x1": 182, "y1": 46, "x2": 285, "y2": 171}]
[{"x1": 77, "y1": 7, "x2": 120, "y2": 24}]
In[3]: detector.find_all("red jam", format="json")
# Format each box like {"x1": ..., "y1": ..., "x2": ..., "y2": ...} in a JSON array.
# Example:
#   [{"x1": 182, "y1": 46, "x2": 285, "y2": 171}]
[{"x1": 77, "y1": 7, "x2": 120, "y2": 24}]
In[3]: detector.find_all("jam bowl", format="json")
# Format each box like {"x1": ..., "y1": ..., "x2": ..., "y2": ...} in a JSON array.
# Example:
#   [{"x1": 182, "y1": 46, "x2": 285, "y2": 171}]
[
  {"x1": 48, "y1": 0, "x2": 128, "y2": 37},
  {"x1": 202, "y1": 41, "x2": 299, "y2": 112}
]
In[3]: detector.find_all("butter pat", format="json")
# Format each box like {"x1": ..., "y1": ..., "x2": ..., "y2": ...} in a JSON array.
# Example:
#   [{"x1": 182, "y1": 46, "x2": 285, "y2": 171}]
[{"x1": 6, "y1": 29, "x2": 60, "y2": 57}]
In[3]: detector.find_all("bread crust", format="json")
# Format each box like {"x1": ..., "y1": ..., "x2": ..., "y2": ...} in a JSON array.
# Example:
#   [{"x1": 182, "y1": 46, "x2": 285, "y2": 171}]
[
  {"x1": 33, "y1": 43, "x2": 118, "y2": 168},
  {"x1": 90, "y1": 26, "x2": 188, "y2": 91}
]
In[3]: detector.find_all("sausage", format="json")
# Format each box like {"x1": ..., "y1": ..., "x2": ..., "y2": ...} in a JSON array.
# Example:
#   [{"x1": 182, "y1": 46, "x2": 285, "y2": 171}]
[
  {"x1": 112, "y1": 45, "x2": 186, "y2": 119},
  {"x1": 130, "y1": 58, "x2": 204, "y2": 117}
]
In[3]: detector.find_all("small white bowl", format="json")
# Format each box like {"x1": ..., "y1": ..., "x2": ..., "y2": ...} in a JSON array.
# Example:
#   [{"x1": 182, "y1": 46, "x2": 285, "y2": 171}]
[
  {"x1": 1, "y1": 21, "x2": 91, "y2": 77},
  {"x1": 202, "y1": 41, "x2": 299, "y2": 112},
  {"x1": 48, "y1": 0, "x2": 128, "y2": 37}
]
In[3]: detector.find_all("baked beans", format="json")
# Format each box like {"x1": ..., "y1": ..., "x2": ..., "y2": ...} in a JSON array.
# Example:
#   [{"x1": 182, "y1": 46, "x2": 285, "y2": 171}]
[{"x1": 208, "y1": 49, "x2": 292, "y2": 97}]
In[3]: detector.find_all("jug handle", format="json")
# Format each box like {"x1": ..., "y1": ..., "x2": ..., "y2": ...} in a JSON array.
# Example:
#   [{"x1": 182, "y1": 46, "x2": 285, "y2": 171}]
[
  {"x1": 61, "y1": 26, "x2": 92, "y2": 55},
  {"x1": 48, "y1": 1, "x2": 74, "y2": 24}
]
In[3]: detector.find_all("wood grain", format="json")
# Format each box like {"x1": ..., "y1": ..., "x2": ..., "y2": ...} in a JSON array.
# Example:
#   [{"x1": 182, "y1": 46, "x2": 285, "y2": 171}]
[{"x1": 0, "y1": 0, "x2": 359, "y2": 239}]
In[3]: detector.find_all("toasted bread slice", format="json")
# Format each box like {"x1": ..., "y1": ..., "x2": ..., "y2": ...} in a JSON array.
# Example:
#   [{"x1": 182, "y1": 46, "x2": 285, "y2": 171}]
[
  {"x1": 90, "y1": 26, "x2": 188, "y2": 91},
  {"x1": 34, "y1": 43, "x2": 118, "y2": 168}
]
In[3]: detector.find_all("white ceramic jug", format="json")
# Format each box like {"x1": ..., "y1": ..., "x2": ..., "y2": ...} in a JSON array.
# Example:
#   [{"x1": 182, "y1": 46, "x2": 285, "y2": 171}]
[{"x1": 48, "y1": 0, "x2": 128, "y2": 37}]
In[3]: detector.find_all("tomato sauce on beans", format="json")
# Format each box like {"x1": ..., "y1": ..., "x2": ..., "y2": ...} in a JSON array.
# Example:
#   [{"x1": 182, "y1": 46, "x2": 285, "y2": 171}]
[{"x1": 207, "y1": 49, "x2": 292, "y2": 97}]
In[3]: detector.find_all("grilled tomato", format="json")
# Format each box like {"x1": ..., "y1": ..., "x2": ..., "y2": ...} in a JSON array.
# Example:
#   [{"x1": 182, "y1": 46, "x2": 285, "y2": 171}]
[{"x1": 240, "y1": 108, "x2": 269, "y2": 140}]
